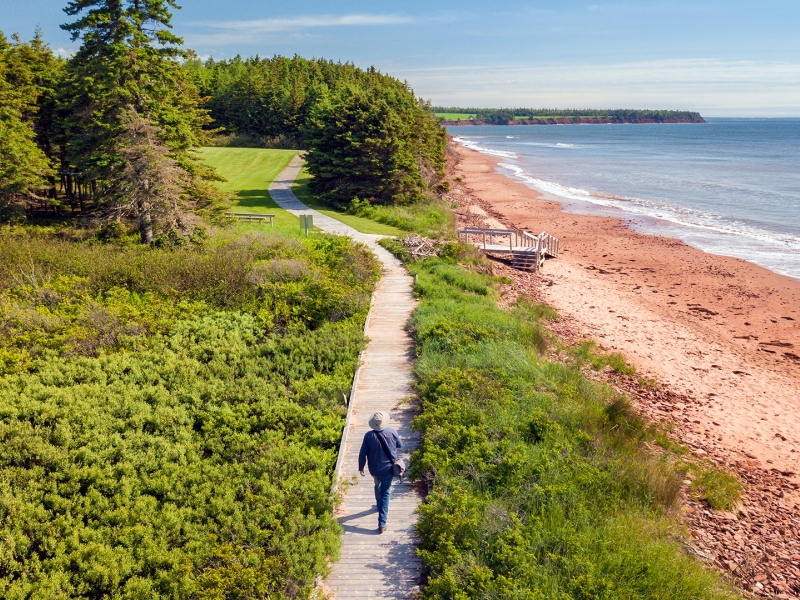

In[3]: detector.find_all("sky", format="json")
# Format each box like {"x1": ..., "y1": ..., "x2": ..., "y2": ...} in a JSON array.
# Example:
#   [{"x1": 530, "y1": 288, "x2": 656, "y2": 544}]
[{"x1": 3, "y1": 1, "x2": 800, "y2": 116}]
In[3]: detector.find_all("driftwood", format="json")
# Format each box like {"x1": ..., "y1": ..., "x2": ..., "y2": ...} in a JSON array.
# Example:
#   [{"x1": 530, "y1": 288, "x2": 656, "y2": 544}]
[{"x1": 399, "y1": 234, "x2": 446, "y2": 259}]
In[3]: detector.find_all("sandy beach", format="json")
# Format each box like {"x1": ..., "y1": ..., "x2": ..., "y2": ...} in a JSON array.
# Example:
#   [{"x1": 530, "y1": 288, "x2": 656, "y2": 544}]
[{"x1": 447, "y1": 140, "x2": 800, "y2": 595}]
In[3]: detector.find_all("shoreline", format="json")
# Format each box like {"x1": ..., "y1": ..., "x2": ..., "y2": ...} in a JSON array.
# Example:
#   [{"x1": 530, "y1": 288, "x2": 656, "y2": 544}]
[
  {"x1": 442, "y1": 117, "x2": 706, "y2": 126},
  {"x1": 451, "y1": 131, "x2": 800, "y2": 282},
  {"x1": 448, "y1": 139, "x2": 800, "y2": 492},
  {"x1": 491, "y1": 163, "x2": 800, "y2": 283}
]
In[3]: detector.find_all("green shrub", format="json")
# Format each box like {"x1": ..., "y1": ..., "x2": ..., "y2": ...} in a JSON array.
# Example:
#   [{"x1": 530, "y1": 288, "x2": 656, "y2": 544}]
[
  {"x1": 0, "y1": 227, "x2": 380, "y2": 597},
  {"x1": 0, "y1": 231, "x2": 380, "y2": 373}
]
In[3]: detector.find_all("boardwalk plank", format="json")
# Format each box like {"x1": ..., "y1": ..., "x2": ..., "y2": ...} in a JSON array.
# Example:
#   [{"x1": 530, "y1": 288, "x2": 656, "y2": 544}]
[{"x1": 269, "y1": 158, "x2": 422, "y2": 599}]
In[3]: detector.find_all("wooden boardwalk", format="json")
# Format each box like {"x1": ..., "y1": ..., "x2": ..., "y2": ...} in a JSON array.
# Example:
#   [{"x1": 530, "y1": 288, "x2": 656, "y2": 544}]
[{"x1": 270, "y1": 157, "x2": 423, "y2": 599}]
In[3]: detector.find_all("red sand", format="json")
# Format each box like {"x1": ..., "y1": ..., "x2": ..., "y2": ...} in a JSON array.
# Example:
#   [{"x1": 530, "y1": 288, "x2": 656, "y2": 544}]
[{"x1": 451, "y1": 142, "x2": 800, "y2": 497}]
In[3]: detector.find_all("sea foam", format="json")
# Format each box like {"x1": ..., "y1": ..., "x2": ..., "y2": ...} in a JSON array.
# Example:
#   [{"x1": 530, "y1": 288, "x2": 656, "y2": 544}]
[
  {"x1": 498, "y1": 163, "x2": 800, "y2": 253},
  {"x1": 453, "y1": 136, "x2": 517, "y2": 158}
]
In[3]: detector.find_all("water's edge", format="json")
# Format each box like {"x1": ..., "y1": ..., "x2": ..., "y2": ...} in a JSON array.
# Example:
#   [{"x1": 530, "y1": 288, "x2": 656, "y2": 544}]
[{"x1": 451, "y1": 122, "x2": 800, "y2": 280}]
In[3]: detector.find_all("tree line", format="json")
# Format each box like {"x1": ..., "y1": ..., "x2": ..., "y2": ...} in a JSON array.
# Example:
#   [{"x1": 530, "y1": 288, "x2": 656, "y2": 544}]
[
  {"x1": 185, "y1": 56, "x2": 447, "y2": 207},
  {"x1": 0, "y1": 0, "x2": 447, "y2": 239},
  {"x1": 434, "y1": 106, "x2": 706, "y2": 124}
]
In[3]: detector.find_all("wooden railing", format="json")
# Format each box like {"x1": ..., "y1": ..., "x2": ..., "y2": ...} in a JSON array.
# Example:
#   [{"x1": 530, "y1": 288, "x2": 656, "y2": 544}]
[
  {"x1": 521, "y1": 230, "x2": 539, "y2": 248},
  {"x1": 457, "y1": 227, "x2": 520, "y2": 250},
  {"x1": 537, "y1": 231, "x2": 560, "y2": 258},
  {"x1": 458, "y1": 226, "x2": 560, "y2": 271}
]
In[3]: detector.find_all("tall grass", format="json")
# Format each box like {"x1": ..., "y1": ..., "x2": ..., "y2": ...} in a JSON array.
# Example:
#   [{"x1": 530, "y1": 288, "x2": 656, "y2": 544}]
[
  {"x1": 389, "y1": 244, "x2": 738, "y2": 599},
  {"x1": 347, "y1": 197, "x2": 456, "y2": 239}
]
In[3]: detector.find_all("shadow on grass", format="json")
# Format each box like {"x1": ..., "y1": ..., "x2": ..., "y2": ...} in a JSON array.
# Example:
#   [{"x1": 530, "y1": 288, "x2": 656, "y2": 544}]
[{"x1": 233, "y1": 190, "x2": 281, "y2": 212}]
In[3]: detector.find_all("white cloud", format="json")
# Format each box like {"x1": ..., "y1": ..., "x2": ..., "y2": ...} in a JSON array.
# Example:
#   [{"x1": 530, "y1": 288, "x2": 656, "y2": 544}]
[
  {"x1": 196, "y1": 14, "x2": 413, "y2": 33},
  {"x1": 185, "y1": 13, "x2": 414, "y2": 46},
  {"x1": 394, "y1": 59, "x2": 800, "y2": 117}
]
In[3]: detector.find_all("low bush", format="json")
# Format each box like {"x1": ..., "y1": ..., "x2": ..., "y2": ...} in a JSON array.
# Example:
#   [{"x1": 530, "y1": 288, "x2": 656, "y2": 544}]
[
  {"x1": 0, "y1": 226, "x2": 380, "y2": 597},
  {"x1": 395, "y1": 248, "x2": 737, "y2": 599},
  {"x1": 0, "y1": 230, "x2": 380, "y2": 373}
]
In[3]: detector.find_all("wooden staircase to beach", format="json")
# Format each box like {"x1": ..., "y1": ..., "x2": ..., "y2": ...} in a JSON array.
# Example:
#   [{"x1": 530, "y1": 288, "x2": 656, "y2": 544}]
[{"x1": 457, "y1": 227, "x2": 560, "y2": 271}]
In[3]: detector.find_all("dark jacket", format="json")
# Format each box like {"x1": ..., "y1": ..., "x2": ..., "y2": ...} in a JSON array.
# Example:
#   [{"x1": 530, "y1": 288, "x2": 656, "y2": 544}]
[{"x1": 358, "y1": 428, "x2": 402, "y2": 477}]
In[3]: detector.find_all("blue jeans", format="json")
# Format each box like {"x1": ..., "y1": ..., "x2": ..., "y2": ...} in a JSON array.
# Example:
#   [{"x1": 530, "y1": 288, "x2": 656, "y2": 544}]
[{"x1": 373, "y1": 473, "x2": 394, "y2": 528}]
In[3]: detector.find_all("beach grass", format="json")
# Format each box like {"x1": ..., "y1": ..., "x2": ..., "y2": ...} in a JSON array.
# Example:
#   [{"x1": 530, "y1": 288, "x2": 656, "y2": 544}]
[
  {"x1": 347, "y1": 198, "x2": 456, "y2": 239},
  {"x1": 689, "y1": 464, "x2": 744, "y2": 511},
  {"x1": 570, "y1": 339, "x2": 637, "y2": 376}
]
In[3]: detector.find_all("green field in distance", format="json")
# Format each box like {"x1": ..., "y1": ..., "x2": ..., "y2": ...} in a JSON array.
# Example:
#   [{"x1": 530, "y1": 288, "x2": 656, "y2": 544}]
[{"x1": 435, "y1": 112, "x2": 477, "y2": 120}]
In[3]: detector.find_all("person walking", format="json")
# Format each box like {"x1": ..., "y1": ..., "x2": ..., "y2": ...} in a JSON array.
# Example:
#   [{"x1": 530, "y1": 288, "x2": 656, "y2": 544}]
[{"x1": 358, "y1": 411, "x2": 403, "y2": 533}]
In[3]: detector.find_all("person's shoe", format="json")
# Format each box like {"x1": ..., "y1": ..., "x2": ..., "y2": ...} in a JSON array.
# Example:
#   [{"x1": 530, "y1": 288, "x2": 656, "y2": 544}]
[{"x1": 378, "y1": 526, "x2": 387, "y2": 534}]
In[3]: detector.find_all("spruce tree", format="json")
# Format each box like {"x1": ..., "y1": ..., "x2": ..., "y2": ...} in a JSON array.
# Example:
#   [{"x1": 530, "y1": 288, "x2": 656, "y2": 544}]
[
  {"x1": 303, "y1": 79, "x2": 445, "y2": 207},
  {"x1": 6, "y1": 30, "x2": 67, "y2": 210},
  {"x1": 60, "y1": 0, "x2": 215, "y2": 238},
  {"x1": 0, "y1": 32, "x2": 53, "y2": 220},
  {"x1": 117, "y1": 109, "x2": 183, "y2": 243}
]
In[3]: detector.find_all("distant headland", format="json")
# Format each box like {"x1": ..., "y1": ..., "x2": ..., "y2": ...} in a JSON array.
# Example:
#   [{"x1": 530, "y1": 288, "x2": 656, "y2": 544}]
[{"x1": 434, "y1": 107, "x2": 706, "y2": 125}]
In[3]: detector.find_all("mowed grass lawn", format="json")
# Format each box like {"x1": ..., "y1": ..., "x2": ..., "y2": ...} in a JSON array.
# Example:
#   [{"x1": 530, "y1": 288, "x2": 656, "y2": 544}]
[
  {"x1": 200, "y1": 146, "x2": 404, "y2": 236},
  {"x1": 199, "y1": 147, "x2": 300, "y2": 228}
]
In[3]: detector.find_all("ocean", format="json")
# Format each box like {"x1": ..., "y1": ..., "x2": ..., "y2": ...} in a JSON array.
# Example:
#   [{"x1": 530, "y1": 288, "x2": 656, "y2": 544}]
[{"x1": 450, "y1": 119, "x2": 800, "y2": 280}]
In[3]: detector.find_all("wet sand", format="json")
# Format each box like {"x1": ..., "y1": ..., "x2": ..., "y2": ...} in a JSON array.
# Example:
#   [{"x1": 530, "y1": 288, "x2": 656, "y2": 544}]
[{"x1": 450, "y1": 142, "x2": 800, "y2": 498}]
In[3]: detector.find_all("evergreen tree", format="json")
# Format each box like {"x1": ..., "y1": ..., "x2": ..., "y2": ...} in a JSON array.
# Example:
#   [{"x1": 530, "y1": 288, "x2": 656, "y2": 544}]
[
  {"x1": 5, "y1": 30, "x2": 66, "y2": 162},
  {"x1": 5, "y1": 30, "x2": 67, "y2": 213},
  {"x1": 60, "y1": 0, "x2": 216, "y2": 236},
  {"x1": 303, "y1": 82, "x2": 423, "y2": 206},
  {"x1": 303, "y1": 80, "x2": 446, "y2": 207},
  {"x1": 117, "y1": 108, "x2": 183, "y2": 243},
  {"x1": 0, "y1": 32, "x2": 53, "y2": 220}
]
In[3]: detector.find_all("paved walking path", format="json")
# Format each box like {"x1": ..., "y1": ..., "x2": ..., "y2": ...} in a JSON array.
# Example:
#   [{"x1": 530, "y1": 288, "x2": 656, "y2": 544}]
[{"x1": 270, "y1": 157, "x2": 422, "y2": 599}]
